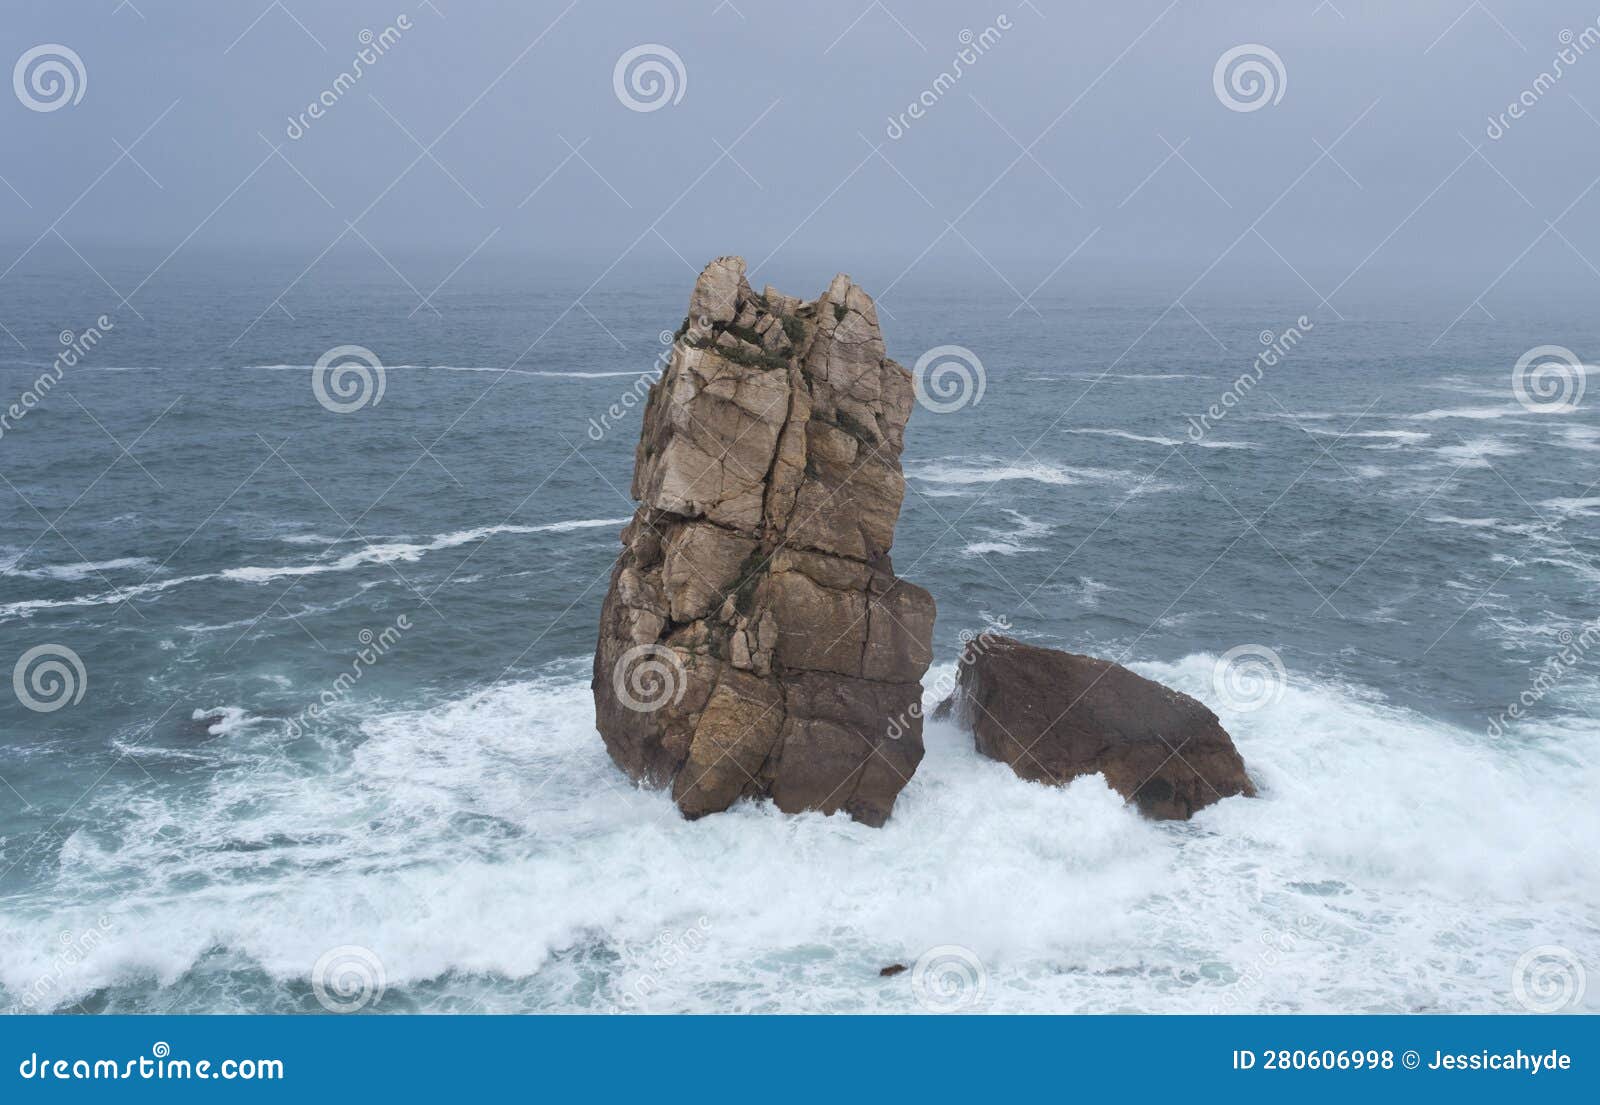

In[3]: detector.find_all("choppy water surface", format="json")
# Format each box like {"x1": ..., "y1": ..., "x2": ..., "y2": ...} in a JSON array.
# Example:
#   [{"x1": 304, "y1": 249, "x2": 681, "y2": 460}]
[{"x1": 0, "y1": 257, "x2": 1596, "y2": 1013}]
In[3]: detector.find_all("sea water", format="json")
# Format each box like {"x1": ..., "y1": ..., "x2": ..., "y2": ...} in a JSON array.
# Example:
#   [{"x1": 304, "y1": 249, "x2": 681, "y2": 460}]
[{"x1": 0, "y1": 254, "x2": 1595, "y2": 1013}]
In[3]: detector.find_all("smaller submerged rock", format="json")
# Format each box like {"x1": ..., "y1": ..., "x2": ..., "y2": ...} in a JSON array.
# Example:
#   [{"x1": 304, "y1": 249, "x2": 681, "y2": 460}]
[{"x1": 938, "y1": 636, "x2": 1254, "y2": 820}]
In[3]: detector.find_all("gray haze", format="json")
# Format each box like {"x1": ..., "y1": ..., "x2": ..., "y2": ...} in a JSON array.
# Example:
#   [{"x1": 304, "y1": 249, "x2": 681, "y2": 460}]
[{"x1": 5, "y1": 0, "x2": 1600, "y2": 302}]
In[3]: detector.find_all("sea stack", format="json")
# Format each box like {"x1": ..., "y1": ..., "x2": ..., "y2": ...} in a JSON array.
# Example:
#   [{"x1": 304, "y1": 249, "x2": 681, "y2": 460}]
[
  {"x1": 592, "y1": 256, "x2": 936, "y2": 826},
  {"x1": 938, "y1": 636, "x2": 1255, "y2": 819}
]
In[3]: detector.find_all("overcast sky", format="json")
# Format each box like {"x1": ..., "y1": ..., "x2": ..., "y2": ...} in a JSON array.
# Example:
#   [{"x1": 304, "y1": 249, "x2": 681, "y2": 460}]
[{"x1": 5, "y1": 0, "x2": 1600, "y2": 302}]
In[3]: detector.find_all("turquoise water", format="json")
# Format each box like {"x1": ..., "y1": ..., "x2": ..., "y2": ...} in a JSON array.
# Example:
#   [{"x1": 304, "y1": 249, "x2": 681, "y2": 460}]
[{"x1": 0, "y1": 255, "x2": 1596, "y2": 1012}]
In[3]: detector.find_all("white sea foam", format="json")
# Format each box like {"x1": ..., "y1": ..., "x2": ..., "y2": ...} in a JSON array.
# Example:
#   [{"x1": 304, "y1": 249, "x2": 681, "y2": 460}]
[
  {"x1": 1553, "y1": 425, "x2": 1600, "y2": 452},
  {"x1": 1433, "y1": 437, "x2": 1523, "y2": 467},
  {"x1": 1062, "y1": 428, "x2": 1256, "y2": 450},
  {"x1": 1064, "y1": 576, "x2": 1113, "y2": 609},
  {"x1": 1064, "y1": 372, "x2": 1211, "y2": 381},
  {"x1": 0, "y1": 518, "x2": 629, "y2": 622},
  {"x1": 241, "y1": 364, "x2": 644, "y2": 379},
  {"x1": 1539, "y1": 497, "x2": 1600, "y2": 520},
  {"x1": 960, "y1": 510, "x2": 1052, "y2": 557},
  {"x1": 1425, "y1": 514, "x2": 1547, "y2": 538},
  {"x1": 907, "y1": 457, "x2": 1163, "y2": 491},
  {"x1": 1409, "y1": 405, "x2": 1538, "y2": 422},
  {"x1": 189, "y1": 706, "x2": 261, "y2": 737},
  {"x1": 2, "y1": 657, "x2": 1594, "y2": 1013},
  {"x1": 909, "y1": 459, "x2": 1086, "y2": 487},
  {"x1": 1, "y1": 556, "x2": 154, "y2": 582},
  {"x1": 1306, "y1": 429, "x2": 1431, "y2": 446},
  {"x1": 222, "y1": 519, "x2": 625, "y2": 584}
]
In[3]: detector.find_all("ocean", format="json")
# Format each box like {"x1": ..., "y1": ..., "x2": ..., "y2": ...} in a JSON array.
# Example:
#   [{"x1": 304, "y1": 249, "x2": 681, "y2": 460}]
[{"x1": 0, "y1": 252, "x2": 1596, "y2": 1013}]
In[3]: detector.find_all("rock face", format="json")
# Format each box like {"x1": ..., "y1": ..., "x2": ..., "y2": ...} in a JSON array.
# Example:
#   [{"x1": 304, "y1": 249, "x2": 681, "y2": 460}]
[
  {"x1": 939, "y1": 636, "x2": 1254, "y2": 819},
  {"x1": 592, "y1": 256, "x2": 936, "y2": 826}
]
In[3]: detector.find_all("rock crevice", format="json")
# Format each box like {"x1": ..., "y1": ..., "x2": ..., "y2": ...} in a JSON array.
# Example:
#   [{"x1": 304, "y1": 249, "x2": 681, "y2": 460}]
[{"x1": 594, "y1": 256, "x2": 935, "y2": 826}]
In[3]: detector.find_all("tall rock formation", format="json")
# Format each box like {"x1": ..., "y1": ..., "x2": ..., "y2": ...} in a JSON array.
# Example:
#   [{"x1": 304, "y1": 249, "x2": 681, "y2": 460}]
[{"x1": 593, "y1": 257, "x2": 936, "y2": 826}]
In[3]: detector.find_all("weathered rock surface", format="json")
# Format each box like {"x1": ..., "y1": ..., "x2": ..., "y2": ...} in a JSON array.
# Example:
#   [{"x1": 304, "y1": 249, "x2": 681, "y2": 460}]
[
  {"x1": 938, "y1": 636, "x2": 1254, "y2": 819},
  {"x1": 593, "y1": 256, "x2": 935, "y2": 826}
]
